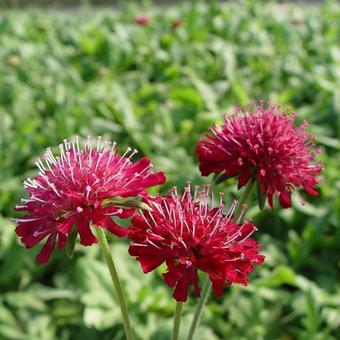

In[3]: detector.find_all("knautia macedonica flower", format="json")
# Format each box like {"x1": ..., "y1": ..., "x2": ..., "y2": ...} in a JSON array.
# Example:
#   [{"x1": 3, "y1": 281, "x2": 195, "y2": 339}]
[
  {"x1": 14, "y1": 137, "x2": 166, "y2": 264},
  {"x1": 128, "y1": 184, "x2": 264, "y2": 302},
  {"x1": 134, "y1": 14, "x2": 150, "y2": 26},
  {"x1": 195, "y1": 102, "x2": 323, "y2": 208}
]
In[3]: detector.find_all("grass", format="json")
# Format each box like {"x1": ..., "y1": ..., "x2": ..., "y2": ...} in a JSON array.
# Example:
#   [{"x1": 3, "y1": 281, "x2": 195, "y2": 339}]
[{"x1": 0, "y1": 1, "x2": 339, "y2": 339}]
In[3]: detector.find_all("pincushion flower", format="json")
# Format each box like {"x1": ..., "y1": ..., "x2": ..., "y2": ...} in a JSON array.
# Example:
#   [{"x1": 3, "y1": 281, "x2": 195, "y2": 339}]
[
  {"x1": 14, "y1": 137, "x2": 166, "y2": 264},
  {"x1": 135, "y1": 14, "x2": 150, "y2": 26},
  {"x1": 196, "y1": 102, "x2": 323, "y2": 208},
  {"x1": 128, "y1": 184, "x2": 264, "y2": 302}
]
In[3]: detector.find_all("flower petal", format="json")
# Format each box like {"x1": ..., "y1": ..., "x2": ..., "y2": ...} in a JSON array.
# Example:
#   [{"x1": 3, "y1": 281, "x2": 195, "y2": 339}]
[
  {"x1": 77, "y1": 218, "x2": 97, "y2": 246},
  {"x1": 36, "y1": 233, "x2": 56, "y2": 264}
]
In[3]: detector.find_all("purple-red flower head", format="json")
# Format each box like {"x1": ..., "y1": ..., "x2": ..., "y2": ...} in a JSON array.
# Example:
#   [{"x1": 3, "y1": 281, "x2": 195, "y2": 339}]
[
  {"x1": 14, "y1": 137, "x2": 166, "y2": 264},
  {"x1": 134, "y1": 14, "x2": 150, "y2": 26},
  {"x1": 128, "y1": 184, "x2": 264, "y2": 302},
  {"x1": 196, "y1": 102, "x2": 323, "y2": 208}
]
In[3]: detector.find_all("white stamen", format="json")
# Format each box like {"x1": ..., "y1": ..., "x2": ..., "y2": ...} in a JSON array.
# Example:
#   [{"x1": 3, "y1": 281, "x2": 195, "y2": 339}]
[
  {"x1": 86, "y1": 186, "x2": 91, "y2": 199},
  {"x1": 147, "y1": 239, "x2": 161, "y2": 249},
  {"x1": 33, "y1": 228, "x2": 53, "y2": 237},
  {"x1": 96, "y1": 136, "x2": 102, "y2": 151},
  {"x1": 13, "y1": 217, "x2": 43, "y2": 223}
]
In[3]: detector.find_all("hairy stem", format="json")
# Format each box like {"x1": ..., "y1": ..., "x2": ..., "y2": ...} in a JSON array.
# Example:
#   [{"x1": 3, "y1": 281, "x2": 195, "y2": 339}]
[
  {"x1": 172, "y1": 302, "x2": 183, "y2": 340},
  {"x1": 95, "y1": 227, "x2": 134, "y2": 340},
  {"x1": 186, "y1": 277, "x2": 211, "y2": 340}
]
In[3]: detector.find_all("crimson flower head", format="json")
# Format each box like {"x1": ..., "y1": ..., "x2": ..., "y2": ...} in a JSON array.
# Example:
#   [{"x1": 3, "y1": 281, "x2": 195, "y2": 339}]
[
  {"x1": 14, "y1": 137, "x2": 166, "y2": 264},
  {"x1": 196, "y1": 102, "x2": 323, "y2": 208},
  {"x1": 128, "y1": 184, "x2": 264, "y2": 302},
  {"x1": 134, "y1": 14, "x2": 150, "y2": 26}
]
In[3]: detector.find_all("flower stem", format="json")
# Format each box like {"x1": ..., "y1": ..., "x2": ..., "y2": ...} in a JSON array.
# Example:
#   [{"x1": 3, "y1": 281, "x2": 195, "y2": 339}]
[
  {"x1": 234, "y1": 180, "x2": 256, "y2": 221},
  {"x1": 186, "y1": 276, "x2": 211, "y2": 340},
  {"x1": 186, "y1": 180, "x2": 256, "y2": 340},
  {"x1": 95, "y1": 227, "x2": 134, "y2": 340},
  {"x1": 172, "y1": 302, "x2": 183, "y2": 340}
]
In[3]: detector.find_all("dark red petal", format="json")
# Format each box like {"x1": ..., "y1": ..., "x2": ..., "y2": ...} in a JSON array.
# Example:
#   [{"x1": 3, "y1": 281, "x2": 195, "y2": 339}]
[
  {"x1": 279, "y1": 191, "x2": 292, "y2": 208},
  {"x1": 126, "y1": 157, "x2": 151, "y2": 174},
  {"x1": 239, "y1": 222, "x2": 256, "y2": 237},
  {"x1": 138, "y1": 254, "x2": 164, "y2": 273},
  {"x1": 173, "y1": 270, "x2": 191, "y2": 302},
  {"x1": 129, "y1": 244, "x2": 160, "y2": 256},
  {"x1": 210, "y1": 276, "x2": 225, "y2": 297},
  {"x1": 57, "y1": 216, "x2": 75, "y2": 234},
  {"x1": 195, "y1": 141, "x2": 227, "y2": 176},
  {"x1": 303, "y1": 186, "x2": 319, "y2": 197},
  {"x1": 140, "y1": 172, "x2": 166, "y2": 188},
  {"x1": 110, "y1": 189, "x2": 140, "y2": 197},
  {"x1": 163, "y1": 270, "x2": 180, "y2": 288},
  {"x1": 190, "y1": 269, "x2": 201, "y2": 297},
  {"x1": 115, "y1": 172, "x2": 166, "y2": 196},
  {"x1": 77, "y1": 218, "x2": 97, "y2": 246},
  {"x1": 58, "y1": 232, "x2": 67, "y2": 249},
  {"x1": 115, "y1": 208, "x2": 135, "y2": 219},
  {"x1": 254, "y1": 254, "x2": 265, "y2": 264},
  {"x1": 36, "y1": 233, "x2": 56, "y2": 264},
  {"x1": 131, "y1": 214, "x2": 148, "y2": 227},
  {"x1": 103, "y1": 217, "x2": 129, "y2": 238},
  {"x1": 16, "y1": 222, "x2": 52, "y2": 248},
  {"x1": 238, "y1": 170, "x2": 250, "y2": 186},
  {"x1": 225, "y1": 266, "x2": 239, "y2": 282},
  {"x1": 199, "y1": 159, "x2": 227, "y2": 177}
]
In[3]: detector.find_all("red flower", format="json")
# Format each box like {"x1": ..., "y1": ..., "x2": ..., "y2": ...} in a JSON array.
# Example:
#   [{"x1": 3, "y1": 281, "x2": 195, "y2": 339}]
[
  {"x1": 171, "y1": 19, "x2": 183, "y2": 29},
  {"x1": 14, "y1": 137, "x2": 166, "y2": 264},
  {"x1": 128, "y1": 184, "x2": 264, "y2": 302},
  {"x1": 196, "y1": 102, "x2": 323, "y2": 208},
  {"x1": 135, "y1": 14, "x2": 150, "y2": 26}
]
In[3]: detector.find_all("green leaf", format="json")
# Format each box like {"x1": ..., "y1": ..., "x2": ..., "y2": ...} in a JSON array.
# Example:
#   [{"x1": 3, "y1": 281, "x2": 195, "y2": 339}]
[
  {"x1": 65, "y1": 225, "x2": 77, "y2": 259},
  {"x1": 254, "y1": 265, "x2": 297, "y2": 288},
  {"x1": 102, "y1": 196, "x2": 152, "y2": 211},
  {"x1": 257, "y1": 180, "x2": 266, "y2": 210},
  {"x1": 185, "y1": 69, "x2": 218, "y2": 112},
  {"x1": 213, "y1": 172, "x2": 228, "y2": 185}
]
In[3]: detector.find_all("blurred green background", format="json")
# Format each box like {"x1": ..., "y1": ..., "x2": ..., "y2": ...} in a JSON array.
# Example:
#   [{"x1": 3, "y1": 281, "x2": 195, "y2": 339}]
[{"x1": 0, "y1": 1, "x2": 340, "y2": 339}]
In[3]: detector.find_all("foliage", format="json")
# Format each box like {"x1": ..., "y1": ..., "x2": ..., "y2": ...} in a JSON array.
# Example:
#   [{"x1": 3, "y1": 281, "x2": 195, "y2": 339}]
[{"x1": 0, "y1": 1, "x2": 340, "y2": 339}]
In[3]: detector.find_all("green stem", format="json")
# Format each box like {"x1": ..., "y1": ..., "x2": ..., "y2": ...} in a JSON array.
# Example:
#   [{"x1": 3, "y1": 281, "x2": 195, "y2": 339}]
[
  {"x1": 172, "y1": 302, "x2": 183, "y2": 340},
  {"x1": 186, "y1": 180, "x2": 256, "y2": 340},
  {"x1": 233, "y1": 180, "x2": 256, "y2": 221},
  {"x1": 95, "y1": 227, "x2": 134, "y2": 340},
  {"x1": 186, "y1": 277, "x2": 211, "y2": 340}
]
